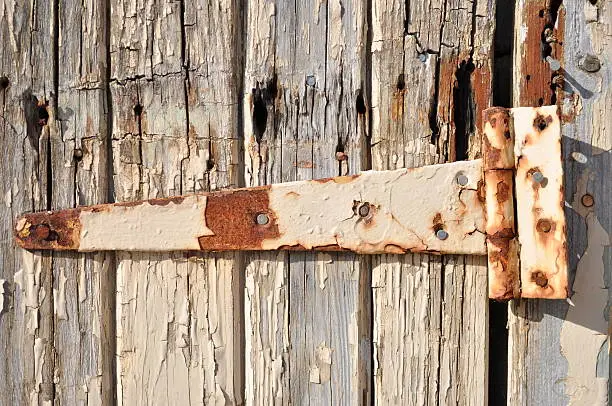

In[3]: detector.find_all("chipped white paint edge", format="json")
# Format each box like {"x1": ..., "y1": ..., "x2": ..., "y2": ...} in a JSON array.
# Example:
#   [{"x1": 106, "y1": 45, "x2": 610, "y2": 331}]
[
  {"x1": 559, "y1": 168, "x2": 611, "y2": 405},
  {"x1": 265, "y1": 160, "x2": 486, "y2": 255},
  {"x1": 512, "y1": 106, "x2": 568, "y2": 298},
  {"x1": 79, "y1": 195, "x2": 213, "y2": 251}
]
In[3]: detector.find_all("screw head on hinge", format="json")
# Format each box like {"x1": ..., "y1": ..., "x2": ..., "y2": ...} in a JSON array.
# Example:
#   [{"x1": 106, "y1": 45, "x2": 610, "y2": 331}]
[
  {"x1": 255, "y1": 213, "x2": 270, "y2": 225},
  {"x1": 436, "y1": 229, "x2": 449, "y2": 240}
]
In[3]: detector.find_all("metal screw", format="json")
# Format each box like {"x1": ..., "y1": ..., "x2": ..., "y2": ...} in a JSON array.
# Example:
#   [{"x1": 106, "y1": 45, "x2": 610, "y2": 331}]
[
  {"x1": 436, "y1": 229, "x2": 449, "y2": 240},
  {"x1": 457, "y1": 174, "x2": 469, "y2": 186},
  {"x1": 255, "y1": 213, "x2": 269, "y2": 225},
  {"x1": 417, "y1": 53, "x2": 427, "y2": 62},
  {"x1": 306, "y1": 75, "x2": 316, "y2": 87},
  {"x1": 358, "y1": 203, "x2": 370, "y2": 217},
  {"x1": 579, "y1": 54, "x2": 601, "y2": 73},
  {"x1": 532, "y1": 171, "x2": 545, "y2": 184},
  {"x1": 545, "y1": 56, "x2": 561, "y2": 71},
  {"x1": 73, "y1": 148, "x2": 83, "y2": 161},
  {"x1": 33, "y1": 224, "x2": 51, "y2": 240},
  {"x1": 581, "y1": 193, "x2": 594, "y2": 207}
]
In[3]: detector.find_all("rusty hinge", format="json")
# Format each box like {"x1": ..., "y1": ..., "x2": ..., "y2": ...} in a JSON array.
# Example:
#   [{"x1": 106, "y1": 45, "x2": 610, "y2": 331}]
[{"x1": 13, "y1": 106, "x2": 568, "y2": 300}]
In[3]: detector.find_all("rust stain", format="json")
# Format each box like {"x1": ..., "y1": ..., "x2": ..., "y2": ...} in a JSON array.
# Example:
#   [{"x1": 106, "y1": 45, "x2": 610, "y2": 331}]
[
  {"x1": 432, "y1": 213, "x2": 444, "y2": 232},
  {"x1": 472, "y1": 63, "x2": 492, "y2": 140},
  {"x1": 285, "y1": 191, "x2": 300, "y2": 198},
  {"x1": 487, "y1": 236, "x2": 520, "y2": 300},
  {"x1": 496, "y1": 181, "x2": 510, "y2": 203},
  {"x1": 531, "y1": 270, "x2": 549, "y2": 288},
  {"x1": 518, "y1": 1, "x2": 565, "y2": 107},
  {"x1": 198, "y1": 186, "x2": 280, "y2": 251},
  {"x1": 293, "y1": 160, "x2": 315, "y2": 169},
  {"x1": 536, "y1": 218, "x2": 553, "y2": 233},
  {"x1": 14, "y1": 209, "x2": 82, "y2": 250},
  {"x1": 391, "y1": 88, "x2": 405, "y2": 121},
  {"x1": 313, "y1": 174, "x2": 359, "y2": 184},
  {"x1": 533, "y1": 113, "x2": 553, "y2": 132}
]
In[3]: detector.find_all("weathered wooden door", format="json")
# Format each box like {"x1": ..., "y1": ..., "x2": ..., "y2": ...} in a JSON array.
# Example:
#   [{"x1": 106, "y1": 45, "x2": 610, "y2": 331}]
[{"x1": 0, "y1": 0, "x2": 609, "y2": 405}]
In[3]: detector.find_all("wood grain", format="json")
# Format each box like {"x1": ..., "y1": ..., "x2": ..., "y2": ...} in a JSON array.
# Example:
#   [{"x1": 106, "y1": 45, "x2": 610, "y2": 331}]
[
  {"x1": 110, "y1": 1, "x2": 243, "y2": 404},
  {"x1": 243, "y1": 1, "x2": 371, "y2": 404},
  {"x1": 509, "y1": 1, "x2": 611, "y2": 404},
  {"x1": 370, "y1": 0, "x2": 494, "y2": 404}
]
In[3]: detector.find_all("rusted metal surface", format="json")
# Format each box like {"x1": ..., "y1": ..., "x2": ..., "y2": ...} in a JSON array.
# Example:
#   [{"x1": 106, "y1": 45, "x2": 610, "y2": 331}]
[
  {"x1": 512, "y1": 105, "x2": 568, "y2": 298},
  {"x1": 482, "y1": 107, "x2": 520, "y2": 300},
  {"x1": 15, "y1": 161, "x2": 487, "y2": 255}
]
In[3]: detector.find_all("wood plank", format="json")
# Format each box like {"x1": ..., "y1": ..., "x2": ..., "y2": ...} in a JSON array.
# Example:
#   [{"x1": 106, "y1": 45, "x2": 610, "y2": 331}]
[
  {"x1": 509, "y1": 1, "x2": 611, "y2": 404},
  {"x1": 370, "y1": 0, "x2": 494, "y2": 404},
  {"x1": 0, "y1": 0, "x2": 56, "y2": 404},
  {"x1": 243, "y1": 0, "x2": 371, "y2": 404},
  {"x1": 110, "y1": 1, "x2": 243, "y2": 404},
  {"x1": 52, "y1": 0, "x2": 113, "y2": 403}
]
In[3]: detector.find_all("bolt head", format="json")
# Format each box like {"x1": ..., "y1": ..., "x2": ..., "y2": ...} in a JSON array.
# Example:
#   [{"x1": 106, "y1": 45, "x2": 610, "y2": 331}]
[
  {"x1": 536, "y1": 219, "x2": 552, "y2": 233},
  {"x1": 579, "y1": 54, "x2": 601, "y2": 73},
  {"x1": 255, "y1": 213, "x2": 269, "y2": 225},
  {"x1": 581, "y1": 193, "x2": 594, "y2": 207},
  {"x1": 358, "y1": 203, "x2": 370, "y2": 217},
  {"x1": 33, "y1": 224, "x2": 51, "y2": 240},
  {"x1": 306, "y1": 75, "x2": 316, "y2": 87},
  {"x1": 456, "y1": 174, "x2": 469, "y2": 186},
  {"x1": 532, "y1": 171, "x2": 544, "y2": 183},
  {"x1": 436, "y1": 229, "x2": 449, "y2": 240}
]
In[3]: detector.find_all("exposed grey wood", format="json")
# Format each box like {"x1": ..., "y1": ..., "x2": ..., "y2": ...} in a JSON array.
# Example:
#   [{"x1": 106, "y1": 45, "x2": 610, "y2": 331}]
[
  {"x1": 110, "y1": 1, "x2": 243, "y2": 404},
  {"x1": 243, "y1": 0, "x2": 371, "y2": 404},
  {"x1": 0, "y1": 0, "x2": 56, "y2": 404},
  {"x1": 370, "y1": 0, "x2": 494, "y2": 404},
  {"x1": 53, "y1": 0, "x2": 113, "y2": 404},
  {"x1": 509, "y1": 1, "x2": 611, "y2": 404}
]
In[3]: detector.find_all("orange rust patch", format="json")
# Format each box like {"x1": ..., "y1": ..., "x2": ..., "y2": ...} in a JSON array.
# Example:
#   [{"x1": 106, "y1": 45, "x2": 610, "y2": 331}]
[
  {"x1": 432, "y1": 213, "x2": 444, "y2": 232},
  {"x1": 15, "y1": 209, "x2": 82, "y2": 250},
  {"x1": 294, "y1": 160, "x2": 315, "y2": 169},
  {"x1": 531, "y1": 270, "x2": 549, "y2": 288},
  {"x1": 518, "y1": 1, "x2": 565, "y2": 107},
  {"x1": 533, "y1": 114, "x2": 553, "y2": 132},
  {"x1": 496, "y1": 181, "x2": 510, "y2": 203},
  {"x1": 198, "y1": 187, "x2": 279, "y2": 251},
  {"x1": 313, "y1": 174, "x2": 359, "y2": 184}
]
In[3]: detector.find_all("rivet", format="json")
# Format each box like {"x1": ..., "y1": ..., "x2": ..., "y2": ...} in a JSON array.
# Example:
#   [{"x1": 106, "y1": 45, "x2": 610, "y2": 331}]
[
  {"x1": 532, "y1": 171, "x2": 544, "y2": 184},
  {"x1": 581, "y1": 193, "x2": 594, "y2": 207},
  {"x1": 255, "y1": 213, "x2": 269, "y2": 225},
  {"x1": 0, "y1": 76, "x2": 9, "y2": 89},
  {"x1": 579, "y1": 54, "x2": 601, "y2": 73},
  {"x1": 532, "y1": 270, "x2": 548, "y2": 287},
  {"x1": 306, "y1": 75, "x2": 316, "y2": 87},
  {"x1": 436, "y1": 229, "x2": 449, "y2": 240},
  {"x1": 456, "y1": 174, "x2": 469, "y2": 186},
  {"x1": 358, "y1": 203, "x2": 370, "y2": 217},
  {"x1": 33, "y1": 224, "x2": 51, "y2": 240},
  {"x1": 536, "y1": 219, "x2": 552, "y2": 233},
  {"x1": 73, "y1": 148, "x2": 83, "y2": 161}
]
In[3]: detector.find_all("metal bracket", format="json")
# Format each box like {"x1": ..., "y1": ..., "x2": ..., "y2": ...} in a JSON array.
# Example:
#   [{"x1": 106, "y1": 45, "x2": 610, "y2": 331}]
[{"x1": 13, "y1": 106, "x2": 568, "y2": 300}]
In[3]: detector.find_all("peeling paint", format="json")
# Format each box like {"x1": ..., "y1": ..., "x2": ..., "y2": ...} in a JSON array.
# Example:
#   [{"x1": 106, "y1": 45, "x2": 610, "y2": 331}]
[
  {"x1": 0, "y1": 279, "x2": 5, "y2": 313},
  {"x1": 309, "y1": 342, "x2": 332, "y2": 384},
  {"x1": 80, "y1": 195, "x2": 213, "y2": 250},
  {"x1": 53, "y1": 268, "x2": 68, "y2": 320}
]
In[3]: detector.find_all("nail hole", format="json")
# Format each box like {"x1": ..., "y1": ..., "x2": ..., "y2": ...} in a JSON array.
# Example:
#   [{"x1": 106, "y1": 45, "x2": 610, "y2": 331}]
[
  {"x1": 525, "y1": 75, "x2": 531, "y2": 81},
  {"x1": 532, "y1": 270, "x2": 548, "y2": 287},
  {"x1": 356, "y1": 92, "x2": 366, "y2": 114},
  {"x1": 255, "y1": 213, "x2": 269, "y2": 225},
  {"x1": 37, "y1": 105, "x2": 49, "y2": 125},
  {"x1": 133, "y1": 104, "x2": 143, "y2": 117},
  {"x1": 0, "y1": 76, "x2": 9, "y2": 89},
  {"x1": 538, "y1": 10, "x2": 545, "y2": 18},
  {"x1": 206, "y1": 159, "x2": 215, "y2": 171},
  {"x1": 396, "y1": 74, "x2": 405, "y2": 91},
  {"x1": 536, "y1": 219, "x2": 552, "y2": 233},
  {"x1": 537, "y1": 98, "x2": 544, "y2": 106}
]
